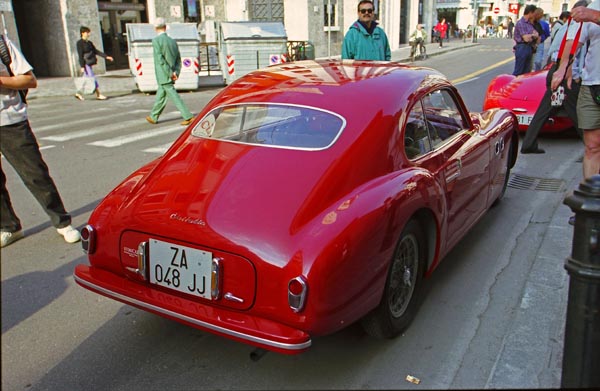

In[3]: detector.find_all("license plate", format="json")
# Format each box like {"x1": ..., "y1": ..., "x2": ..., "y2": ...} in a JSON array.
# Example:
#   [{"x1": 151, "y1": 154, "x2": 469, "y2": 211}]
[
  {"x1": 149, "y1": 239, "x2": 213, "y2": 299},
  {"x1": 517, "y1": 114, "x2": 533, "y2": 126}
]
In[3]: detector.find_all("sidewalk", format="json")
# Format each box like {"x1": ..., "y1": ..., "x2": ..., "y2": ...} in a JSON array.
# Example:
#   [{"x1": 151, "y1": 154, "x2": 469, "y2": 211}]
[{"x1": 28, "y1": 39, "x2": 479, "y2": 100}]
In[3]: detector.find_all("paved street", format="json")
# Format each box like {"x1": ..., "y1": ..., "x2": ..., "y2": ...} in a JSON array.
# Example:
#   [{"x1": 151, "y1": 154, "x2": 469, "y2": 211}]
[{"x1": 1, "y1": 38, "x2": 583, "y2": 390}]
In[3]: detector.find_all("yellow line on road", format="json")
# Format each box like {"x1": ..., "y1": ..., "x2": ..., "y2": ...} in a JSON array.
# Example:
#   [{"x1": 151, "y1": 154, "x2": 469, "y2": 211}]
[{"x1": 451, "y1": 56, "x2": 514, "y2": 84}]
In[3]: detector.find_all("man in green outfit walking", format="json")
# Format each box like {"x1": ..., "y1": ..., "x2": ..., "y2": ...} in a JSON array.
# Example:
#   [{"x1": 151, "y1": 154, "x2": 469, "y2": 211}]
[{"x1": 146, "y1": 17, "x2": 195, "y2": 126}]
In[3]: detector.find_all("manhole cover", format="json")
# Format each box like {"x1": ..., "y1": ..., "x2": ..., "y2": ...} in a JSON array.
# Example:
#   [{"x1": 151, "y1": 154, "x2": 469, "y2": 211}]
[{"x1": 508, "y1": 174, "x2": 566, "y2": 192}]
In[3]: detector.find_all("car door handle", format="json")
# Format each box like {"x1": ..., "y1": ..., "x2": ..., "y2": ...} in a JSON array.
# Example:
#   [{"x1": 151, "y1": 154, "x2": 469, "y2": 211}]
[{"x1": 446, "y1": 159, "x2": 462, "y2": 183}]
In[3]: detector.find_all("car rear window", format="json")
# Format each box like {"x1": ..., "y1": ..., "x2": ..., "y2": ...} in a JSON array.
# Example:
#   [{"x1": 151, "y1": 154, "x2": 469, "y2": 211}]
[{"x1": 191, "y1": 103, "x2": 345, "y2": 150}]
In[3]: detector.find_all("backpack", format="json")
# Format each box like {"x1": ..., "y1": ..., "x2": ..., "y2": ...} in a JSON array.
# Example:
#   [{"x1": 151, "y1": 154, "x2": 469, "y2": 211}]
[{"x1": 0, "y1": 35, "x2": 28, "y2": 103}]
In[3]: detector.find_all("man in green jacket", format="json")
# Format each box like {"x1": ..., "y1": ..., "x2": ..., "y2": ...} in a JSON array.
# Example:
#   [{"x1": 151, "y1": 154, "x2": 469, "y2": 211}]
[
  {"x1": 342, "y1": 0, "x2": 391, "y2": 61},
  {"x1": 146, "y1": 17, "x2": 194, "y2": 126}
]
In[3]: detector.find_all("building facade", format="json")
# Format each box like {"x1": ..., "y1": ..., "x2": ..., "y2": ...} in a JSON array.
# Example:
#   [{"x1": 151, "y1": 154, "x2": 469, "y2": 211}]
[{"x1": 0, "y1": 0, "x2": 570, "y2": 77}]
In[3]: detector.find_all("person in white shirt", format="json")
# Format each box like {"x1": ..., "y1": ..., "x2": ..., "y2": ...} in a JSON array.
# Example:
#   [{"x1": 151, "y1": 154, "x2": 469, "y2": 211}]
[
  {"x1": 0, "y1": 36, "x2": 81, "y2": 247},
  {"x1": 521, "y1": 1, "x2": 589, "y2": 155},
  {"x1": 551, "y1": 0, "x2": 600, "y2": 225}
]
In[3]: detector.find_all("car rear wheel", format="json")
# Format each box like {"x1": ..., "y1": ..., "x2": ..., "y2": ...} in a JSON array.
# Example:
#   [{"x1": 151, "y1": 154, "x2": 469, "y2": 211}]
[
  {"x1": 492, "y1": 134, "x2": 515, "y2": 207},
  {"x1": 361, "y1": 219, "x2": 426, "y2": 339}
]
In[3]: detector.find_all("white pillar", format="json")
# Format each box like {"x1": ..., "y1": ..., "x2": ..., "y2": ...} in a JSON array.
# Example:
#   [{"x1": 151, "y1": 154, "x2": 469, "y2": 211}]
[{"x1": 147, "y1": 0, "x2": 156, "y2": 23}]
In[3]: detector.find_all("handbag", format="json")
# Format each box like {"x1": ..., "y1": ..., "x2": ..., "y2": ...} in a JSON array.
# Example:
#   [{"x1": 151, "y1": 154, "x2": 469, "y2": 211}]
[
  {"x1": 74, "y1": 75, "x2": 96, "y2": 95},
  {"x1": 550, "y1": 18, "x2": 582, "y2": 107}
]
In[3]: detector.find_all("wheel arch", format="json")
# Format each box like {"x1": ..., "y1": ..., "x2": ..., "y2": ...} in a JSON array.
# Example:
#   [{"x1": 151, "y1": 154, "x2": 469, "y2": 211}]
[{"x1": 409, "y1": 207, "x2": 439, "y2": 275}]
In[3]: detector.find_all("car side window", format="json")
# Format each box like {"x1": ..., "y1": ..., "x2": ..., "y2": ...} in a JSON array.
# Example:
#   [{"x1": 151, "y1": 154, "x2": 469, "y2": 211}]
[
  {"x1": 421, "y1": 89, "x2": 467, "y2": 148},
  {"x1": 404, "y1": 101, "x2": 433, "y2": 159}
]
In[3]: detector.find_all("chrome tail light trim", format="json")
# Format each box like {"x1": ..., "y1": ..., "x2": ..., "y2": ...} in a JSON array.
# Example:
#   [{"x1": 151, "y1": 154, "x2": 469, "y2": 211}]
[
  {"x1": 211, "y1": 257, "x2": 222, "y2": 300},
  {"x1": 126, "y1": 241, "x2": 148, "y2": 280},
  {"x1": 81, "y1": 225, "x2": 96, "y2": 254},
  {"x1": 288, "y1": 276, "x2": 308, "y2": 313}
]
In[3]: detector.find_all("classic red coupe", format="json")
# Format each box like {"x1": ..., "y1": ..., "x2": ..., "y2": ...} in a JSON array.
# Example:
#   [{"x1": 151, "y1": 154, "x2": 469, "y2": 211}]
[
  {"x1": 74, "y1": 60, "x2": 518, "y2": 354},
  {"x1": 483, "y1": 67, "x2": 574, "y2": 133}
]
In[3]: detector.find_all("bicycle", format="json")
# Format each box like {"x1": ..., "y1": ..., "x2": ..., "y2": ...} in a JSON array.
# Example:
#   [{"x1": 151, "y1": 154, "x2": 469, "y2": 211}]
[{"x1": 409, "y1": 38, "x2": 427, "y2": 62}]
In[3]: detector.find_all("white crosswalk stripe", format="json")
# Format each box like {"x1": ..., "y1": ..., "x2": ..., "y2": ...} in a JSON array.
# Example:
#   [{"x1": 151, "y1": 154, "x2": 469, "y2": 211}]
[
  {"x1": 31, "y1": 108, "x2": 111, "y2": 133},
  {"x1": 27, "y1": 99, "x2": 198, "y2": 154},
  {"x1": 32, "y1": 109, "x2": 147, "y2": 134},
  {"x1": 40, "y1": 111, "x2": 180, "y2": 142},
  {"x1": 142, "y1": 142, "x2": 173, "y2": 154},
  {"x1": 88, "y1": 125, "x2": 183, "y2": 147},
  {"x1": 41, "y1": 117, "x2": 154, "y2": 142}
]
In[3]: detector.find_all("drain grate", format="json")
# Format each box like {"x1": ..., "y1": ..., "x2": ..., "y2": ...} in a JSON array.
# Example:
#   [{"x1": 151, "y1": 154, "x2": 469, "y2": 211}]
[{"x1": 508, "y1": 174, "x2": 566, "y2": 192}]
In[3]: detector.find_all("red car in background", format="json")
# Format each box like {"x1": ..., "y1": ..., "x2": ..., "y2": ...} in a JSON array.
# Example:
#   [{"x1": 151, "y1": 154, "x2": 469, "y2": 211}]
[
  {"x1": 483, "y1": 67, "x2": 575, "y2": 133},
  {"x1": 74, "y1": 60, "x2": 518, "y2": 354}
]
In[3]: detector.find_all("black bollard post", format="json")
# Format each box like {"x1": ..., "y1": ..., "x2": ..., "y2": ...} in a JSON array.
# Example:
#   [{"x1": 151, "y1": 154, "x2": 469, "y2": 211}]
[{"x1": 562, "y1": 175, "x2": 600, "y2": 388}]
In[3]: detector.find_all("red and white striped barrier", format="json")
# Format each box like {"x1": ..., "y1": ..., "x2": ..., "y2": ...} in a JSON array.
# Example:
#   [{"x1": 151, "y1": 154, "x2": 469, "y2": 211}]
[
  {"x1": 135, "y1": 58, "x2": 143, "y2": 76},
  {"x1": 227, "y1": 55, "x2": 235, "y2": 75}
]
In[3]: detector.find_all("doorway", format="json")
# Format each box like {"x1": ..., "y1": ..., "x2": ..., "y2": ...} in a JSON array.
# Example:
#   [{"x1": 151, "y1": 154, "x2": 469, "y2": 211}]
[{"x1": 98, "y1": 1, "x2": 147, "y2": 70}]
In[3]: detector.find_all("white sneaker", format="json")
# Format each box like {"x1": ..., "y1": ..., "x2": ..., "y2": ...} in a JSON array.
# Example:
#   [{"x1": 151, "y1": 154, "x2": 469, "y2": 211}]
[
  {"x1": 1, "y1": 230, "x2": 24, "y2": 248},
  {"x1": 57, "y1": 225, "x2": 81, "y2": 243}
]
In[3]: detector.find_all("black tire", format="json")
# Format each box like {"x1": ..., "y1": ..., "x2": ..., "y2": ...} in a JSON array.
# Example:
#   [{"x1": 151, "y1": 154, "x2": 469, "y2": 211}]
[
  {"x1": 361, "y1": 219, "x2": 426, "y2": 339},
  {"x1": 492, "y1": 134, "x2": 515, "y2": 207}
]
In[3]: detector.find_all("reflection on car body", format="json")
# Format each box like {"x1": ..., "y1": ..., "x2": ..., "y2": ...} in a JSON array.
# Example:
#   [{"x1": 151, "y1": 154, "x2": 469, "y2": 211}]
[{"x1": 74, "y1": 59, "x2": 518, "y2": 354}]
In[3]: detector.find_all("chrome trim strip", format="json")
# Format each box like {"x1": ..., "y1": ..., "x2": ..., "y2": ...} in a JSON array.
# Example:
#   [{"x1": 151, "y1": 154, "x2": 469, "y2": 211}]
[
  {"x1": 73, "y1": 274, "x2": 312, "y2": 351},
  {"x1": 211, "y1": 257, "x2": 222, "y2": 300},
  {"x1": 137, "y1": 241, "x2": 148, "y2": 280},
  {"x1": 224, "y1": 292, "x2": 244, "y2": 303},
  {"x1": 446, "y1": 171, "x2": 460, "y2": 182},
  {"x1": 190, "y1": 102, "x2": 347, "y2": 152}
]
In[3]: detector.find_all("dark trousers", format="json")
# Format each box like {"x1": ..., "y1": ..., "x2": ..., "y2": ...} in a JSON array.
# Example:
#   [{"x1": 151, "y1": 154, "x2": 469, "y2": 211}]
[
  {"x1": 512, "y1": 44, "x2": 533, "y2": 76},
  {"x1": 521, "y1": 67, "x2": 581, "y2": 151},
  {"x1": 0, "y1": 120, "x2": 71, "y2": 232}
]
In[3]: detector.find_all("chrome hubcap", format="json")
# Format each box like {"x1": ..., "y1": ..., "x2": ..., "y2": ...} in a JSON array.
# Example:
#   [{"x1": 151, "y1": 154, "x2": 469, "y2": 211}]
[{"x1": 389, "y1": 233, "x2": 419, "y2": 318}]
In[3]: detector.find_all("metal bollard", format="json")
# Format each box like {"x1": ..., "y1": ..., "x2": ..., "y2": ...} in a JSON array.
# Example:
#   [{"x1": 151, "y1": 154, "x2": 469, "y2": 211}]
[{"x1": 562, "y1": 175, "x2": 600, "y2": 388}]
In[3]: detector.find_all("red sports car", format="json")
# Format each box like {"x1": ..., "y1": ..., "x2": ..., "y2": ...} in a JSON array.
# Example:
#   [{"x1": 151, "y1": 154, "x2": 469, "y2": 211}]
[
  {"x1": 74, "y1": 60, "x2": 518, "y2": 355},
  {"x1": 483, "y1": 66, "x2": 574, "y2": 133}
]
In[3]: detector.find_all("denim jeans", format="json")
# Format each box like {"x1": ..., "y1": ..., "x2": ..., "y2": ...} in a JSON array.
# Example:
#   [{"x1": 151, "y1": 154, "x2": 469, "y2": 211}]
[
  {"x1": 512, "y1": 44, "x2": 533, "y2": 76},
  {"x1": 0, "y1": 120, "x2": 71, "y2": 232},
  {"x1": 533, "y1": 43, "x2": 546, "y2": 71}
]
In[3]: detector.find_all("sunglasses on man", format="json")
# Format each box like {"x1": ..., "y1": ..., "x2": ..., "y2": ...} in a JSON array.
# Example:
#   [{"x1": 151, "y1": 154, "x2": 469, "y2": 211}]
[{"x1": 360, "y1": 8, "x2": 374, "y2": 14}]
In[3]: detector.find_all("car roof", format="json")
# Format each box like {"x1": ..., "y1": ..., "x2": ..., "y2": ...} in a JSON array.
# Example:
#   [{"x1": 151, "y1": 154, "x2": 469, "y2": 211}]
[{"x1": 209, "y1": 60, "x2": 451, "y2": 119}]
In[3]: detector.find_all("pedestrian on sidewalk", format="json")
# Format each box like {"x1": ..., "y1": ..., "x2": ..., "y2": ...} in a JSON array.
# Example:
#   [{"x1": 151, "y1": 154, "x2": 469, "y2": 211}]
[
  {"x1": 521, "y1": 0, "x2": 588, "y2": 155},
  {"x1": 75, "y1": 26, "x2": 113, "y2": 101},
  {"x1": 146, "y1": 17, "x2": 194, "y2": 126},
  {"x1": 532, "y1": 8, "x2": 551, "y2": 71},
  {"x1": 341, "y1": 0, "x2": 391, "y2": 61},
  {"x1": 0, "y1": 35, "x2": 81, "y2": 248},
  {"x1": 551, "y1": 0, "x2": 600, "y2": 224},
  {"x1": 512, "y1": 4, "x2": 539, "y2": 76},
  {"x1": 434, "y1": 18, "x2": 448, "y2": 48},
  {"x1": 507, "y1": 18, "x2": 515, "y2": 39}
]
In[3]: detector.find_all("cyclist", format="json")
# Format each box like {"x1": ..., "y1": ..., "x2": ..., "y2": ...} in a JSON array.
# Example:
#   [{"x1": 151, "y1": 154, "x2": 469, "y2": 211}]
[{"x1": 409, "y1": 24, "x2": 428, "y2": 60}]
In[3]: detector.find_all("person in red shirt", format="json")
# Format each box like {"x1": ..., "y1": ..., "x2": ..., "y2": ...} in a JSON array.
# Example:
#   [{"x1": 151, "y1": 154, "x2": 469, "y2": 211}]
[{"x1": 434, "y1": 18, "x2": 448, "y2": 48}]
